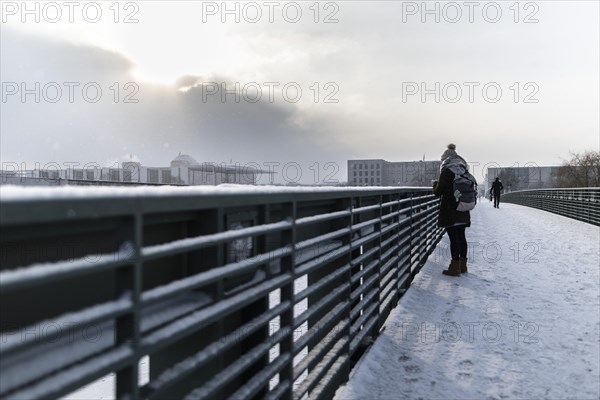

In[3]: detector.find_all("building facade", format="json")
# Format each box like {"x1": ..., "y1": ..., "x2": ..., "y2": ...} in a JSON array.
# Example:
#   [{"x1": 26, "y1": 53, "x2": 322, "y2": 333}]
[
  {"x1": 348, "y1": 159, "x2": 441, "y2": 186},
  {"x1": 1, "y1": 154, "x2": 266, "y2": 186},
  {"x1": 485, "y1": 166, "x2": 560, "y2": 193}
]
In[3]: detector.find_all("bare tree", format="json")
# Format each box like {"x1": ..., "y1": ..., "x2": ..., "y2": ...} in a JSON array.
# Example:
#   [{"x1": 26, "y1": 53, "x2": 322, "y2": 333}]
[{"x1": 556, "y1": 150, "x2": 600, "y2": 188}]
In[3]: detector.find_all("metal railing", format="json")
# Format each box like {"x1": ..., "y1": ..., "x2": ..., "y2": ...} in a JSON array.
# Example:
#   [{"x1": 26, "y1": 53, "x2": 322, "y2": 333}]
[
  {"x1": 503, "y1": 188, "x2": 600, "y2": 226},
  {"x1": 0, "y1": 187, "x2": 443, "y2": 399}
]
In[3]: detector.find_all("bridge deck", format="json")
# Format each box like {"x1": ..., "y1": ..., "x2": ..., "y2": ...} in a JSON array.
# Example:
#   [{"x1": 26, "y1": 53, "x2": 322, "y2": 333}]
[{"x1": 335, "y1": 202, "x2": 600, "y2": 400}]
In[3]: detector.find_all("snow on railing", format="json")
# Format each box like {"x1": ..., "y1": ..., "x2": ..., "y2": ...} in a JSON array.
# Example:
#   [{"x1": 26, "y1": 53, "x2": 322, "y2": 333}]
[{"x1": 0, "y1": 186, "x2": 443, "y2": 399}]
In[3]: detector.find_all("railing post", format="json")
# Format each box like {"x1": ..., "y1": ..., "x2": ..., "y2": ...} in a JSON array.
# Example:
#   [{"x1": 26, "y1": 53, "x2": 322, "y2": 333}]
[
  {"x1": 409, "y1": 194, "x2": 415, "y2": 276},
  {"x1": 278, "y1": 201, "x2": 296, "y2": 400},
  {"x1": 115, "y1": 211, "x2": 142, "y2": 399},
  {"x1": 341, "y1": 195, "x2": 354, "y2": 387},
  {"x1": 374, "y1": 195, "x2": 383, "y2": 339}
]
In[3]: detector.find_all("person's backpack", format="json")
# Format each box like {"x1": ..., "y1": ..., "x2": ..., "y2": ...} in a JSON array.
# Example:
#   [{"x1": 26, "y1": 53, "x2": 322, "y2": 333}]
[{"x1": 449, "y1": 166, "x2": 478, "y2": 211}]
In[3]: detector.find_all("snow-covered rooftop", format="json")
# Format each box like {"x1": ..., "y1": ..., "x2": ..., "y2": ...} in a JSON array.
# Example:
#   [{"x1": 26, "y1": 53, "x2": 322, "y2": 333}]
[{"x1": 171, "y1": 154, "x2": 200, "y2": 166}]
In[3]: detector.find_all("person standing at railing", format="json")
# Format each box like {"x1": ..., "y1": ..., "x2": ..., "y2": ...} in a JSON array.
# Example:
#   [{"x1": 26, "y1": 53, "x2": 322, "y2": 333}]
[
  {"x1": 432, "y1": 144, "x2": 474, "y2": 276},
  {"x1": 490, "y1": 177, "x2": 504, "y2": 208}
]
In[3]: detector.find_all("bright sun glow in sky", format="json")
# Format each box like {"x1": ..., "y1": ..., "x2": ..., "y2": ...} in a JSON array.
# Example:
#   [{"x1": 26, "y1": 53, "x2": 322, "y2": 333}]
[{"x1": 1, "y1": 1, "x2": 599, "y2": 175}]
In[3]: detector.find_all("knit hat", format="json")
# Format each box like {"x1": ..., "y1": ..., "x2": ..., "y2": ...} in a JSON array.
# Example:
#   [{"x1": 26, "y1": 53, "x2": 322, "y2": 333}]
[{"x1": 440, "y1": 143, "x2": 457, "y2": 161}]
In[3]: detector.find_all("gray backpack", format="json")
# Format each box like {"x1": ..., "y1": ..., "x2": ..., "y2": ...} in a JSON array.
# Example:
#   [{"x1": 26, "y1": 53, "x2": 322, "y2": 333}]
[{"x1": 449, "y1": 166, "x2": 478, "y2": 211}]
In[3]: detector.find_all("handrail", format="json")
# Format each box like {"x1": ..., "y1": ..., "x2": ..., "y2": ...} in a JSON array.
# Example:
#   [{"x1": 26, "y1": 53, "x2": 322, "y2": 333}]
[
  {"x1": 502, "y1": 188, "x2": 600, "y2": 226},
  {"x1": 0, "y1": 187, "x2": 443, "y2": 399}
]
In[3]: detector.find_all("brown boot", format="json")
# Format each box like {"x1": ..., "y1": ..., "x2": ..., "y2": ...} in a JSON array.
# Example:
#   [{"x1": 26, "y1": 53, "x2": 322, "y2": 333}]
[
  {"x1": 459, "y1": 258, "x2": 468, "y2": 273},
  {"x1": 443, "y1": 260, "x2": 461, "y2": 276}
]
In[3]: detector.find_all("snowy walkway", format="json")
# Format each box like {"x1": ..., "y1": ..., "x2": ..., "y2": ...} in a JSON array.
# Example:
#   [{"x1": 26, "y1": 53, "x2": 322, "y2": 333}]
[{"x1": 335, "y1": 202, "x2": 600, "y2": 400}]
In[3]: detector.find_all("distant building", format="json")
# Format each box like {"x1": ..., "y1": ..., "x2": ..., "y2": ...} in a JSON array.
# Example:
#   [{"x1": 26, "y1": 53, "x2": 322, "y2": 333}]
[
  {"x1": 1, "y1": 154, "x2": 267, "y2": 186},
  {"x1": 485, "y1": 166, "x2": 560, "y2": 193},
  {"x1": 348, "y1": 159, "x2": 441, "y2": 186}
]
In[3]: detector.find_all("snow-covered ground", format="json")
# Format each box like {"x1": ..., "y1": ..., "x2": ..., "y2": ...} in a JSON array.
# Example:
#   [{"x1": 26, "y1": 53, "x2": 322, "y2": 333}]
[{"x1": 335, "y1": 201, "x2": 600, "y2": 400}]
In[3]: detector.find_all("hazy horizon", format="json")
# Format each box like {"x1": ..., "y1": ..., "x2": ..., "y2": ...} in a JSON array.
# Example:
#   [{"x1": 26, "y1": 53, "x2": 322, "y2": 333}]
[{"x1": 2, "y1": 1, "x2": 599, "y2": 184}]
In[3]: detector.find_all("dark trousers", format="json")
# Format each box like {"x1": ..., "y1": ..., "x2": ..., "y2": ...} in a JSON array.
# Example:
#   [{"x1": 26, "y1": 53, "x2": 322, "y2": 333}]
[
  {"x1": 493, "y1": 192, "x2": 501, "y2": 207},
  {"x1": 446, "y1": 225, "x2": 467, "y2": 260}
]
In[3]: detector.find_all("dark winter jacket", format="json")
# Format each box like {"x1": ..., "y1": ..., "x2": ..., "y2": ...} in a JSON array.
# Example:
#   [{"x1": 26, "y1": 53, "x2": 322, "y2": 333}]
[
  {"x1": 491, "y1": 180, "x2": 504, "y2": 194},
  {"x1": 433, "y1": 168, "x2": 471, "y2": 228}
]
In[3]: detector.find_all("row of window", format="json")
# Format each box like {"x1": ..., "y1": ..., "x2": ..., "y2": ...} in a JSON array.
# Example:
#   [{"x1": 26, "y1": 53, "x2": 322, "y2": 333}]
[
  {"x1": 352, "y1": 163, "x2": 381, "y2": 170},
  {"x1": 39, "y1": 169, "x2": 172, "y2": 183},
  {"x1": 39, "y1": 168, "x2": 258, "y2": 185},
  {"x1": 352, "y1": 177, "x2": 380, "y2": 184},
  {"x1": 353, "y1": 170, "x2": 380, "y2": 177}
]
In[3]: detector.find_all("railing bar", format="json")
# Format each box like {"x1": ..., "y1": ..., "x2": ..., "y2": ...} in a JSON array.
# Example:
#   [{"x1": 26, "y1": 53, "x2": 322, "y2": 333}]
[
  {"x1": 350, "y1": 313, "x2": 379, "y2": 354},
  {"x1": 350, "y1": 287, "x2": 378, "y2": 321},
  {"x1": 380, "y1": 244, "x2": 398, "y2": 264},
  {"x1": 380, "y1": 285, "x2": 398, "y2": 316},
  {"x1": 349, "y1": 246, "x2": 379, "y2": 270},
  {"x1": 292, "y1": 318, "x2": 349, "y2": 381},
  {"x1": 292, "y1": 301, "x2": 349, "y2": 355},
  {"x1": 413, "y1": 205, "x2": 438, "y2": 219},
  {"x1": 381, "y1": 209, "x2": 409, "y2": 222},
  {"x1": 397, "y1": 224, "x2": 412, "y2": 241},
  {"x1": 3, "y1": 345, "x2": 133, "y2": 400},
  {"x1": 380, "y1": 258, "x2": 400, "y2": 288},
  {"x1": 1, "y1": 296, "x2": 132, "y2": 355},
  {"x1": 264, "y1": 379, "x2": 291, "y2": 400},
  {"x1": 380, "y1": 269, "x2": 399, "y2": 303},
  {"x1": 142, "y1": 246, "x2": 292, "y2": 305},
  {"x1": 293, "y1": 334, "x2": 347, "y2": 399},
  {"x1": 294, "y1": 265, "x2": 350, "y2": 304},
  {"x1": 144, "y1": 301, "x2": 290, "y2": 398},
  {"x1": 295, "y1": 240, "x2": 344, "y2": 266},
  {"x1": 352, "y1": 204, "x2": 381, "y2": 214},
  {"x1": 295, "y1": 245, "x2": 350, "y2": 277},
  {"x1": 350, "y1": 301, "x2": 378, "y2": 336},
  {"x1": 379, "y1": 222, "x2": 398, "y2": 236},
  {"x1": 295, "y1": 227, "x2": 351, "y2": 252},
  {"x1": 0, "y1": 254, "x2": 131, "y2": 293},
  {"x1": 227, "y1": 353, "x2": 292, "y2": 400},
  {"x1": 380, "y1": 231, "x2": 399, "y2": 249},
  {"x1": 349, "y1": 259, "x2": 379, "y2": 287},
  {"x1": 142, "y1": 220, "x2": 293, "y2": 260},
  {"x1": 295, "y1": 210, "x2": 351, "y2": 226},
  {"x1": 397, "y1": 271, "x2": 412, "y2": 293},
  {"x1": 294, "y1": 283, "x2": 350, "y2": 330},
  {"x1": 351, "y1": 217, "x2": 380, "y2": 232},
  {"x1": 183, "y1": 332, "x2": 289, "y2": 400},
  {"x1": 308, "y1": 354, "x2": 350, "y2": 400},
  {"x1": 380, "y1": 200, "x2": 399, "y2": 209},
  {"x1": 141, "y1": 274, "x2": 292, "y2": 352},
  {"x1": 351, "y1": 231, "x2": 380, "y2": 249},
  {"x1": 411, "y1": 194, "x2": 435, "y2": 202}
]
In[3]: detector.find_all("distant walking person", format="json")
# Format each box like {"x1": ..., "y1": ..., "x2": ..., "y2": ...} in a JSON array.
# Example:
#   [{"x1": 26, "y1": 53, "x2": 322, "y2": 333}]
[
  {"x1": 433, "y1": 144, "x2": 477, "y2": 276},
  {"x1": 490, "y1": 177, "x2": 504, "y2": 208}
]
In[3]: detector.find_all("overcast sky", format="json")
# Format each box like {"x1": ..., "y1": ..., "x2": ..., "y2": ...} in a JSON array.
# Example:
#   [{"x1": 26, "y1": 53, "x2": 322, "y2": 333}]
[{"x1": 1, "y1": 1, "x2": 598, "y2": 183}]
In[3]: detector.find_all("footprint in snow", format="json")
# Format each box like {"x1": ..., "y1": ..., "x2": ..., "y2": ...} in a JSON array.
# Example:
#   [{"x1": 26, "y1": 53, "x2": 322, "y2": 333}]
[{"x1": 404, "y1": 365, "x2": 421, "y2": 373}]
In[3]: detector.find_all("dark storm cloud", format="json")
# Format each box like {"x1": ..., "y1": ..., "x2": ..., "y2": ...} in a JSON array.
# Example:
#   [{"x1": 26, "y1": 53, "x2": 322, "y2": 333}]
[
  {"x1": 0, "y1": 29, "x2": 347, "y2": 179},
  {"x1": 1, "y1": 28, "x2": 134, "y2": 82}
]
